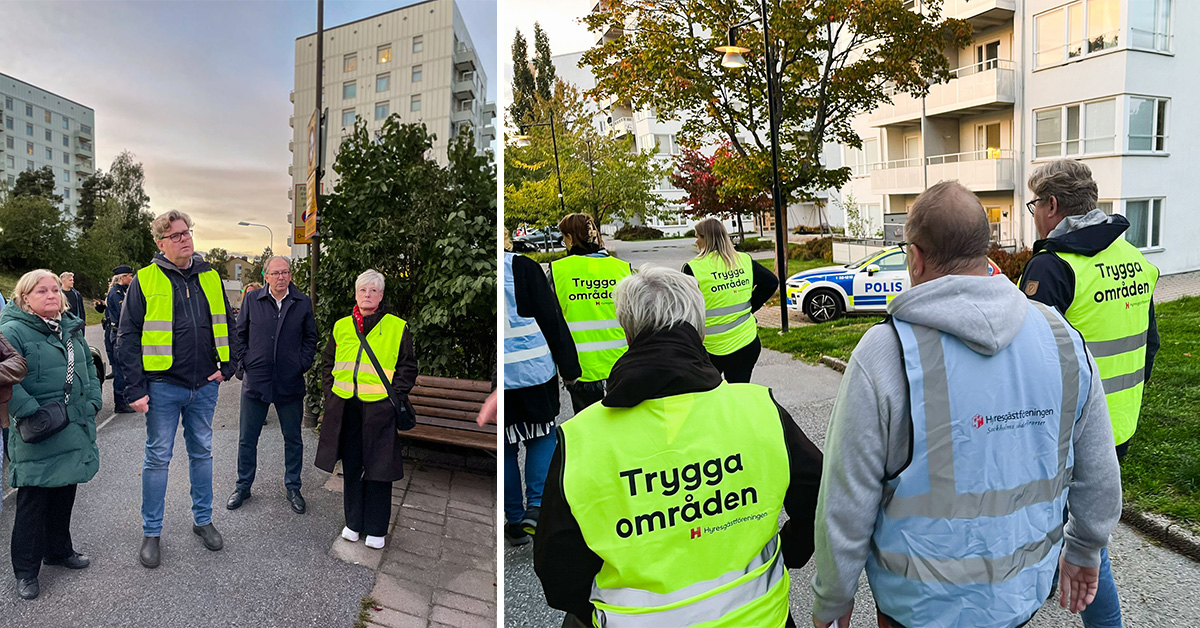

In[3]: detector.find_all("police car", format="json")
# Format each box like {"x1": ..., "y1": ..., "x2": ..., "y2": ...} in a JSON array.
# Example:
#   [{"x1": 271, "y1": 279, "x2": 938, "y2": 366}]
[{"x1": 785, "y1": 246, "x2": 1003, "y2": 322}]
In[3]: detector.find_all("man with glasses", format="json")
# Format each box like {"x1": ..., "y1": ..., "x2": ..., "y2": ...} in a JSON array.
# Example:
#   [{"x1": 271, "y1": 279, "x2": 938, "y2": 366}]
[
  {"x1": 226, "y1": 256, "x2": 318, "y2": 515},
  {"x1": 116, "y1": 210, "x2": 241, "y2": 569}
]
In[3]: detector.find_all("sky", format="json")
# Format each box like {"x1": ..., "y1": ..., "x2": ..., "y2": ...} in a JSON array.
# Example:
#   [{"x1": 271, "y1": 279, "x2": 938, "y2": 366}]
[
  {"x1": 2, "y1": 0, "x2": 497, "y2": 257},
  {"x1": 499, "y1": 0, "x2": 594, "y2": 111}
]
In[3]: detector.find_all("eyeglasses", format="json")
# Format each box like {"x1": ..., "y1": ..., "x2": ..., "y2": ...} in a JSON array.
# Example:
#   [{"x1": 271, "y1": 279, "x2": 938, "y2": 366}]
[
  {"x1": 897, "y1": 241, "x2": 911, "y2": 253},
  {"x1": 1026, "y1": 198, "x2": 1043, "y2": 216},
  {"x1": 159, "y1": 229, "x2": 193, "y2": 243},
  {"x1": 266, "y1": 270, "x2": 291, "y2": 278}
]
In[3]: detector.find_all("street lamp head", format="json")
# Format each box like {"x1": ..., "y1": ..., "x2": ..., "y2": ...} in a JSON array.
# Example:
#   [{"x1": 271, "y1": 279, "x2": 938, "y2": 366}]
[
  {"x1": 717, "y1": 29, "x2": 750, "y2": 69},
  {"x1": 237, "y1": 221, "x2": 250, "y2": 226},
  {"x1": 514, "y1": 134, "x2": 532, "y2": 148}
]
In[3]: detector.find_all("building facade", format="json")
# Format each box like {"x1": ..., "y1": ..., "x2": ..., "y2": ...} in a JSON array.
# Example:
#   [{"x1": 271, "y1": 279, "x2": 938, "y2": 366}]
[
  {"x1": 0, "y1": 72, "x2": 96, "y2": 220},
  {"x1": 288, "y1": 0, "x2": 494, "y2": 255}
]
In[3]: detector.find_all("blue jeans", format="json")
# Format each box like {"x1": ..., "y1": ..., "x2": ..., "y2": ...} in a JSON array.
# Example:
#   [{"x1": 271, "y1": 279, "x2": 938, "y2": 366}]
[
  {"x1": 236, "y1": 395, "x2": 303, "y2": 491},
  {"x1": 504, "y1": 432, "x2": 556, "y2": 524},
  {"x1": 142, "y1": 380, "x2": 220, "y2": 536},
  {"x1": 1081, "y1": 547, "x2": 1123, "y2": 627}
]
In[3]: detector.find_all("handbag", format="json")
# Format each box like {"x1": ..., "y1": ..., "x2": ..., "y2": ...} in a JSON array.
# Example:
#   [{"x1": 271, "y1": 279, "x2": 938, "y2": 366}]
[
  {"x1": 16, "y1": 337, "x2": 75, "y2": 445},
  {"x1": 353, "y1": 326, "x2": 416, "y2": 432}
]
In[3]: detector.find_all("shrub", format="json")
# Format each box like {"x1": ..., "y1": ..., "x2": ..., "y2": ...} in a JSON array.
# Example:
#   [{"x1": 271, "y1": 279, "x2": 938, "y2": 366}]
[
  {"x1": 788, "y1": 236, "x2": 833, "y2": 261},
  {"x1": 735, "y1": 237, "x2": 774, "y2": 252},
  {"x1": 683, "y1": 229, "x2": 695, "y2": 238},
  {"x1": 613, "y1": 225, "x2": 665, "y2": 241},
  {"x1": 987, "y1": 245, "x2": 1034, "y2": 284},
  {"x1": 524, "y1": 250, "x2": 570, "y2": 264}
]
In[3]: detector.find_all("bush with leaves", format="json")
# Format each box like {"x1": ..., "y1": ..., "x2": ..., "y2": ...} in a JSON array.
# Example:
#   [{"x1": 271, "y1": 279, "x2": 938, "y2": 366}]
[
  {"x1": 0, "y1": 195, "x2": 71, "y2": 272},
  {"x1": 613, "y1": 225, "x2": 665, "y2": 241},
  {"x1": 788, "y1": 237, "x2": 833, "y2": 262},
  {"x1": 987, "y1": 245, "x2": 1033, "y2": 284}
]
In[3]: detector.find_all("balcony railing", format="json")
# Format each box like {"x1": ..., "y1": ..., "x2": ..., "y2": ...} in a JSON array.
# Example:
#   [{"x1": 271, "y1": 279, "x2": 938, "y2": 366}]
[
  {"x1": 871, "y1": 150, "x2": 1015, "y2": 195},
  {"x1": 453, "y1": 45, "x2": 476, "y2": 70},
  {"x1": 452, "y1": 78, "x2": 477, "y2": 97},
  {"x1": 611, "y1": 116, "x2": 634, "y2": 136},
  {"x1": 942, "y1": 0, "x2": 1015, "y2": 22},
  {"x1": 1036, "y1": 30, "x2": 1120, "y2": 68},
  {"x1": 871, "y1": 60, "x2": 1015, "y2": 125},
  {"x1": 75, "y1": 141, "x2": 93, "y2": 158}
]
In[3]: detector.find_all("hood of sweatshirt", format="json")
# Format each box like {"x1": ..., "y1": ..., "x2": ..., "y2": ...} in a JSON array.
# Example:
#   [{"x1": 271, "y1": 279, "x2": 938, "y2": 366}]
[
  {"x1": 602, "y1": 323, "x2": 723, "y2": 408},
  {"x1": 1035, "y1": 209, "x2": 1130, "y2": 257},
  {"x1": 887, "y1": 274, "x2": 1030, "y2": 356}
]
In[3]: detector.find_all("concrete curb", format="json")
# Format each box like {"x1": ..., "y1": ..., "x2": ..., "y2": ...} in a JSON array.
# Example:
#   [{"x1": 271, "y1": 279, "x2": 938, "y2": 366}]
[
  {"x1": 819, "y1": 355, "x2": 848, "y2": 373},
  {"x1": 1121, "y1": 506, "x2": 1200, "y2": 563}
]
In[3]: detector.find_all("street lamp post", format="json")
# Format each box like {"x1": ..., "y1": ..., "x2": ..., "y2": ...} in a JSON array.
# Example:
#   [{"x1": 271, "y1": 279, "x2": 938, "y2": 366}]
[
  {"x1": 237, "y1": 221, "x2": 274, "y2": 254},
  {"x1": 515, "y1": 110, "x2": 568, "y2": 251},
  {"x1": 718, "y1": 0, "x2": 791, "y2": 332}
]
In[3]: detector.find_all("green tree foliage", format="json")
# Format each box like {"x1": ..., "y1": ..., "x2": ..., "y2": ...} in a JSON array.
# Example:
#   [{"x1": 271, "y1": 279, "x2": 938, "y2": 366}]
[
  {"x1": 205, "y1": 247, "x2": 231, "y2": 279},
  {"x1": 12, "y1": 166, "x2": 63, "y2": 206},
  {"x1": 504, "y1": 82, "x2": 667, "y2": 232},
  {"x1": 532, "y1": 22, "x2": 557, "y2": 101},
  {"x1": 0, "y1": 195, "x2": 71, "y2": 271},
  {"x1": 76, "y1": 198, "x2": 136, "y2": 290},
  {"x1": 108, "y1": 151, "x2": 156, "y2": 265},
  {"x1": 243, "y1": 247, "x2": 273, "y2": 284},
  {"x1": 76, "y1": 170, "x2": 114, "y2": 232},
  {"x1": 582, "y1": 0, "x2": 972, "y2": 205},
  {"x1": 510, "y1": 29, "x2": 537, "y2": 132}
]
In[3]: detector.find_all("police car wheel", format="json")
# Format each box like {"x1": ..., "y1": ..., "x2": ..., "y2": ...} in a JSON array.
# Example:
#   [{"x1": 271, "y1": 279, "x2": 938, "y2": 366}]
[{"x1": 804, "y1": 289, "x2": 843, "y2": 323}]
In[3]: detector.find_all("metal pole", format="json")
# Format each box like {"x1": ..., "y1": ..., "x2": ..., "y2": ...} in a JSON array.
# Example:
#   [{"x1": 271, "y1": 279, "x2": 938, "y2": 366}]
[
  {"x1": 762, "y1": 0, "x2": 788, "y2": 333},
  {"x1": 310, "y1": 0, "x2": 323, "y2": 312},
  {"x1": 586, "y1": 139, "x2": 598, "y2": 221},
  {"x1": 549, "y1": 110, "x2": 566, "y2": 215}
]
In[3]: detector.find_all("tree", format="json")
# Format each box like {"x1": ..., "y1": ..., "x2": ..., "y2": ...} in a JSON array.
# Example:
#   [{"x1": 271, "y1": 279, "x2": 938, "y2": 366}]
[
  {"x1": 582, "y1": 0, "x2": 972, "y2": 206},
  {"x1": 532, "y1": 22, "x2": 557, "y2": 101},
  {"x1": 205, "y1": 248, "x2": 231, "y2": 278},
  {"x1": 76, "y1": 198, "x2": 134, "y2": 289},
  {"x1": 243, "y1": 246, "x2": 273, "y2": 284},
  {"x1": 510, "y1": 29, "x2": 537, "y2": 134},
  {"x1": 671, "y1": 143, "x2": 771, "y2": 238},
  {"x1": 76, "y1": 170, "x2": 114, "y2": 232},
  {"x1": 504, "y1": 82, "x2": 668, "y2": 232},
  {"x1": 0, "y1": 195, "x2": 71, "y2": 271},
  {"x1": 108, "y1": 151, "x2": 156, "y2": 265},
  {"x1": 12, "y1": 166, "x2": 63, "y2": 206}
]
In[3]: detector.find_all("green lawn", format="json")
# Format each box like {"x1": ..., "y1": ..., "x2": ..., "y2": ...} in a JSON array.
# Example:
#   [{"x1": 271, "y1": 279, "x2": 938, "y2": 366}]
[
  {"x1": 786, "y1": 257, "x2": 838, "y2": 278},
  {"x1": 758, "y1": 315, "x2": 883, "y2": 364}
]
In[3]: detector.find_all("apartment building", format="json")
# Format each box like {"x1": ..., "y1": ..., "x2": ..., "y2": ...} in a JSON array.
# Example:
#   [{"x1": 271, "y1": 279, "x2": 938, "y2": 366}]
[
  {"x1": 834, "y1": 0, "x2": 1194, "y2": 275},
  {"x1": 0, "y1": 72, "x2": 96, "y2": 220},
  {"x1": 288, "y1": 0, "x2": 495, "y2": 255}
]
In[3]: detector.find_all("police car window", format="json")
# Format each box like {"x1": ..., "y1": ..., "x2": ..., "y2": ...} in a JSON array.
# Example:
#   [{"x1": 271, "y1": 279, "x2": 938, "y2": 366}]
[
  {"x1": 846, "y1": 251, "x2": 880, "y2": 269},
  {"x1": 876, "y1": 252, "x2": 907, "y2": 270}
]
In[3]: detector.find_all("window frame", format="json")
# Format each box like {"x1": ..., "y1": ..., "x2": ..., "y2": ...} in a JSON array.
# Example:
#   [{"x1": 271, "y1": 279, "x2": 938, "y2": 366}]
[
  {"x1": 411, "y1": 65, "x2": 422, "y2": 83},
  {"x1": 1034, "y1": 0, "x2": 1125, "y2": 69},
  {"x1": 374, "y1": 101, "x2": 390, "y2": 121},
  {"x1": 26, "y1": 141, "x2": 33, "y2": 156},
  {"x1": 342, "y1": 80, "x2": 356, "y2": 100},
  {"x1": 25, "y1": 104, "x2": 32, "y2": 117},
  {"x1": 377, "y1": 73, "x2": 391, "y2": 92},
  {"x1": 412, "y1": 35, "x2": 423, "y2": 53},
  {"x1": 1126, "y1": 95, "x2": 1168, "y2": 153},
  {"x1": 1118, "y1": 197, "x2": 1164, "y2": 250},
  {"x1": 1033, "y1": 97, "x2": 1118, "y2": 160},
  {"x1": 410, "y1": 94, "x2": 422, "y2": 112},
  {"x1": 1129, "y1": 0, "x2": 1172, "y2": 52},
  {"x1": 343, "y1": 54, "x2": 357, "y2": 73},
  {"x1": 378, "y1": 44, "x2": 392, "y2": 64},
  {"x1": 341, "y1": 108, "x2": 356, "y2": 127}
]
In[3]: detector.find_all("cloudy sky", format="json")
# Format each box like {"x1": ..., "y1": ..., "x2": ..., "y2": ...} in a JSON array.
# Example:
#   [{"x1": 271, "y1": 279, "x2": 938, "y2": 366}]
[{"x1": 3, "y1": 0, "x2": 497, "y2": 256}]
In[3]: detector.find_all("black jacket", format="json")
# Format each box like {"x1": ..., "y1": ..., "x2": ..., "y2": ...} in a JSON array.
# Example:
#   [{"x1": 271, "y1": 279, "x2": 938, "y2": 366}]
[
  {"x1": 62, "y1": 288, "x2": 85, "y2": 321},
  {"x1": 682, "y1": 257, "x2": 780, "y2": 313},
  {"x1": 1019, "y1": 214, "x2": 1159, "y2": 384},
  {"x1": 533, "y1": 323, "x2": 823, "y2": 622},
  {"x1": 115, "y1": 253, "x2": 241, "y2": 400},
  {"x1": 506, "y1": 253, "x2": 581, "y2": 427},
  {"x1": 233, "y1": 283, "x2": 319, "y2": 404}
]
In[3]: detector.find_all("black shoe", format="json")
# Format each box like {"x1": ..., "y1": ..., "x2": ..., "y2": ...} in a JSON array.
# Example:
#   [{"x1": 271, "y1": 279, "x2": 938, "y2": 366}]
[
  {"x1": 16, "y1": 577, "x2": 39, "y2": 600},
  {"x1": 286, "y1": 489, "x2": 306, "y2": 514},
  {"x1": 504, "y1": 523, "x2": 531, "y2": 546},
  {"x1": 226, "y1": 488, "x2": 251, "y2": 510},
  {"x1": 521, "y1": 506, "x2": 541, "y2": 535},
  {"x1": 114, "y1": 404, "x2": 136, "y2": 414},
  {"x1": 139, "y1": 536, "x2": 160, "y2": 569},
  {"x1": 193, "y1": 523, "x2": 224, "y2": 551},
  {"x1": 43, "y1": 552, "x2": 90, "y2": 569}
]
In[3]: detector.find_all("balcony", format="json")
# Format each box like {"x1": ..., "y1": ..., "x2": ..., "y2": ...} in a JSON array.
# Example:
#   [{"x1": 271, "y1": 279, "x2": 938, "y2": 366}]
[
  {"x1": 926, "y1": 149, "x2": 1015, "y2": 192},
  {"x1": 451, "y1": 107, "x2": 475, "y2": 124},
  {"x1": 870, "y1": 60, "x2": 1015, "y2": 126},
  {"x1": 289, "y1": 90, "x2": 295, "y2": 104},
  {"x1": 482, "y1": 125, "x2": 496, "y2": 141},
  {"x1": 288, "y1": 187, "x2": 293, "y2": 201},
  {"x1": 74, "y1": 141, "x2": 93, "y2": 158},
  {"x1": 288, "y1": 164, "x2": 294, "y2": 177},
  {"x1": 870, "y1": 158, "x2": 925, "y2": 196},
  {"x1": 289, "y1": 115, "x2": 295, "y2": 128},
  {"x1": 289, "y1": 140, "x2": 294, "y2": 152},
  {"x1": 75, "y1": 161, "x2": 95, "y2": 176},
  {"x1": 481, "y1": 102, "x2": 496, "y2": 124},
  {"x1": 76, "y1": 125, "x2": 92, "y2": 137},
  {"x1": 610, "y1": 116, "x2": 634, "y2": 137},
  {"x1": 453, "y1": 45, "x2": 476, "y2": 70},
  {"x1": 452, "y1": 77, "x2": 477, "y2": 97},
  {"x1": 942, "y1": 0, "x2": 1015, "y2": 28}
]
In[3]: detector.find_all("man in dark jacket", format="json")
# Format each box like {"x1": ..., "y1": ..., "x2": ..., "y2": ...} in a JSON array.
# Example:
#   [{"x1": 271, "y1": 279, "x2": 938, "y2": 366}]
[
  {"x1": 99, "y1": 265, "x2": 134, "y2": 413},
  {"x1": 116, "y1": 210, "x2": 241, "y2": 569},
  {"x1": 59, "y1": 272, "x2": 85, "y2": 320},
  {"x1": 226, "y1": 256, "x2": 318, "y2": 514}
]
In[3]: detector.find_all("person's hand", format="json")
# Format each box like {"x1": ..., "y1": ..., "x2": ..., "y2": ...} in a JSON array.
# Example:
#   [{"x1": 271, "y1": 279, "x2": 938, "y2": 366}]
[
  {"x1": 476, "y1": 390, "x2": 497, "y2": 427},
  {"x1": 207, "y1": 370, "x2": 225, "y2": 383},
  {"x1": 564, "y1": 378, "x2": 578, "y2": 387},
  {"x1": 813, "y1": 604, "x2": 853, "y2": 628},
  {"x1": 1059, "y1": 555, "x2": 1100, "y2": 613},
  {"x1": 131, "y1": 396, "x2": 149, "y2": 413}
]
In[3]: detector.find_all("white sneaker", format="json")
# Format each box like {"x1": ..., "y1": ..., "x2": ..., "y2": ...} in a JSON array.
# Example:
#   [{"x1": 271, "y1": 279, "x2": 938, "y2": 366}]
[
  {"x1": 341, "y1": 527, "x2": 360, "y2": 542},
  {"x1": 365, "y1": 535, "x2": 386, "y2": 549}
]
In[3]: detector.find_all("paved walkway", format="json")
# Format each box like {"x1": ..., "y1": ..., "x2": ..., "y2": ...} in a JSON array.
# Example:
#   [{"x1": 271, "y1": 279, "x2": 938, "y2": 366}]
[{"x1": 1154, "y1": 269, "x2": 1200, "y2": 303}]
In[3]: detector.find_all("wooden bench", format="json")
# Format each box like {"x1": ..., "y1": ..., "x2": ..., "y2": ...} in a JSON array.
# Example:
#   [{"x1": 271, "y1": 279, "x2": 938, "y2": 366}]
[{"x1": 407, "y1": 375, "x2": 495, "y2": 452}]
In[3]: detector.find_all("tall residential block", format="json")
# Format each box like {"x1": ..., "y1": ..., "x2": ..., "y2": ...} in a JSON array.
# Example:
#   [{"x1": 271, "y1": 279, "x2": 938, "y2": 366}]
[
  {"x1": 288, "y1": 0, "x2": 495, "y2": 255},
  {"x1": 0, "y1": 72, "x2": 96, "y2": 220}
]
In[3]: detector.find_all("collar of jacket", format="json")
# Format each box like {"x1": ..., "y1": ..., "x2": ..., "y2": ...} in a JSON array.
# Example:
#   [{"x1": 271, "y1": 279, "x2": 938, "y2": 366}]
[
  {"x1": 257, "y1": 282, "x2": 304, "y2": 303},
  {"x1": 357, "y1": 302, "x2": 394, "y2": 335},
  {"x1": 602, "y1": 322, "x2": 723, "y2": 408},
  {"x1": 567, "y1": 243, "x2": 605, "y2": 256},
  {"x1": 1033, "y1": 211, "x2": 1130, "y2": 257},
  {"x1": 152, "y1": 252, "x2": 212, "y2": 277},
  {"x1": 0, "y1": 306, "x2": 84, "y2": 339}
]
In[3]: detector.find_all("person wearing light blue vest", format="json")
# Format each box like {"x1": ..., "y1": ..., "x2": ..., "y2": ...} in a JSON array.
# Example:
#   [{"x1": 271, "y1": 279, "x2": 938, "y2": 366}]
[
  {"x1": 503, "y1": 244, "x2": 581, "y2": 546},
  {"x1": 813, "y1": 182, "x2": 1123, "y2": 628}
]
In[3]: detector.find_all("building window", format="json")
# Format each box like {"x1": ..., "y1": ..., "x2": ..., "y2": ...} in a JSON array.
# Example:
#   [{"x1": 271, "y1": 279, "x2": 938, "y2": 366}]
[
  {"x1": 3, "y1": 97, "x2": 10, "y2": 110},
  {"x1": 411, "y1": 65, "x2": 422, "y2": 83},
  {"x1": 653, "y1": 134, "x2": 678, "y2": 155},
  {"x1": 5, "y1": 155, "x2": 13, "y2": 168},
  {"x1": 377, "y1": 73, "x2": 390, "y2": 92},
  {"x1": 63, "y1": 169, "x2": 69, "y2": 183},
  {"x1": 62, "y1": 118, "x2": 68, "y2": 130},
  {"x1": 1035, "y1": 0, "x2": 1121, "y2": 68},
  {"x1": 45, "y1": 129, "x2": 52, "y2": 141},
  {"x1": 45, "y1": 148, "x2": 52, "y2": 160},
  {"x1": 62, "y1": 135, "x2": 68, "y2": 147},
  {"x1": 25, "y1": 104, "x2": 32, "y2": 117},
  {"x1": 63, "y1": 153, "x2": 69, "y2": 164},
  {"x1": 410, "y1": 94, "x2": 421, "y2": 112},
  {"x1": 342, "y1": 81, "x2": 356, "y2": 99},
  {"x1": 81, "y1": 124, "x2": 91, "y2": 135},
  {"x1": 26, "y1": 141, "x2": 33, "y2": 155},
  {"x1": 4, "y1": 116, "x2": 11, "y2": 129},
  {"x1": 342, "y1": 108, "x2": 356, "y2": 127},
  {"x1": 4, "y1": 136, "x2": 11, "y2": 149},
  {"x1": 44, "y1": 110, "x2": 51, "y2": 124},
  {"x1": 26, "y1": 123, "x2": 33, "y2": 136},
  {"x1": 344, "y1": 53, "x2": 357, "y2": 72},
  {"x1": 375, "y1": 102, "x2": 390, "y2": 120},
  {"x1": 412, "y1": 35, "x2": 423, "y2": 53},
  {"x1": 1035, "y1": 98, "x2": 1115, "y2": 158},
  {"x1": 1123, "y1": 198, "x2": 1162, "y2": 249},
  {"x1": 63, "y1": 187, "x2": 70, "y2": 200},
  {"x1": 6, "y1": 175, "x2": 13, "y2": 187},
  {"x1": 1131, "y1": 0, "x2": 1172, "y2": 50},
  {"x1": 1129, "y1": 97, "x2": 1168, "y2": 151},
  {"x1": 378, "y1": 44, "x2": 391, "y2": 64},
  {"x1": 26, "y1": 160, "x2": 33, "y2": 170}
]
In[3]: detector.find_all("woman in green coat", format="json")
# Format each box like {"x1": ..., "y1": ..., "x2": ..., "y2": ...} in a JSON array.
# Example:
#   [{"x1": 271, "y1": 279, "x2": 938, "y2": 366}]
[{"x1": 1, "y1": 269, "x2": 102, "y2": 601}]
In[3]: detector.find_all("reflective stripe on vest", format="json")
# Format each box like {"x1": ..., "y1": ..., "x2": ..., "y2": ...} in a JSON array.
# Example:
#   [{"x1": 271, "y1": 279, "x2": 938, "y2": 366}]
[
  {"x1": 560, "y1": 382, "x2": 791, "y2": 628},
  {"x1": 504, "y1": 253, "x2": 556, "y2": 389},
  {"x1": 866, "y1": 302, "x2": 1090, "y2": 628},
  {"x1": 551, "y1": 254, "x2": 632, "y2": 382},
  {"x1": 330, "y1": 314, "x2": 405, "y2": 402},
  {"x1": 137, "y1": 264, "x2": 230, "y2": 371},
  {"x1": 1051, "y1": 239, "x2": 1158, "y2": 445},
  {"x1": 689, "y1": 252, "x2": 757, "y2": 356}
]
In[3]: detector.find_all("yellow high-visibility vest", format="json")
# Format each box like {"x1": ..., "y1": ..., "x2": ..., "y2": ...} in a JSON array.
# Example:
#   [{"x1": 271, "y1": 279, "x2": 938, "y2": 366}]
[
  {"x1": 137, "y1": 264, "x2": 229, "y2": 371},
  {"x1": 330, "y1": 314, "x2": 406, "y2": 402}
]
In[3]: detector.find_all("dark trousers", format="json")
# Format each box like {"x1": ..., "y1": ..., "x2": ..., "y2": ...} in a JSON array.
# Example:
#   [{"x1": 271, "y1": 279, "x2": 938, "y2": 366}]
[
  {"x1": 567, "y1": 380, "x2": 606, "y2": 414},
  {"x1": 339, "y1": 402, "x2": 392, "y2": 537},
  {"x1": 237, "y1": 395, "x2": 304, "y2": 492},
  {"x1": 708, "y1": 337, "x2": 762, "y2": 384},
  {"x1": 12, "y1": 484, "x2": 78, "y2": 579},
  {"x1": 104, "y1": 327, "x2": 127, "y2": 406}
]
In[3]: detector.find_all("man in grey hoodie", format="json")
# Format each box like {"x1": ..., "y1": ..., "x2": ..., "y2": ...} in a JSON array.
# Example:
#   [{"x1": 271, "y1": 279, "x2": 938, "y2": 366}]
[{"x1": 812, "y1": 182, "x2": 1123, "y2": 628}]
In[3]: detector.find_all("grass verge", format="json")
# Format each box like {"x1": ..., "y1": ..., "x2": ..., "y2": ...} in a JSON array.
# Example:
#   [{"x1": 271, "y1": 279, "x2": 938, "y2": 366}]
[
  {"x1": 758, "y1": 315, "x2": 883, "y2": 364},
  {"x1": 354, "y1": 595, "x2": 380, "y2": 628}
]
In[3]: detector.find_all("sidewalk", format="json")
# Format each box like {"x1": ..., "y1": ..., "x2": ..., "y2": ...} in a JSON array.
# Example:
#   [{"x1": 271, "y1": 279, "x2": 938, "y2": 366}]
[{"x1": 1155, "y1": 269, "x2": 1200, "y2": 303}]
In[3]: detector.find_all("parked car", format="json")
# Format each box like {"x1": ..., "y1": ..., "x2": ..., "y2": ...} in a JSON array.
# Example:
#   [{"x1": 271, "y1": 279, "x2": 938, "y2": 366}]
[
  {"x1": 785, "y1": 246, "x2": 1003, "y2": 322},
  {"x1": 512, "y1": 227, "x2": 563, "y2": 252}
]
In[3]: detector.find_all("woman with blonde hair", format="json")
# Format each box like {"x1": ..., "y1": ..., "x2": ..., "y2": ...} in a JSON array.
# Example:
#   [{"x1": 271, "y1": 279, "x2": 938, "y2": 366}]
[
  {"x1": 0, "y1": 269, "x2": 102, "y2": 600},
  {"x1": 681, "y1": 217, "x2": 778, "y2": 383},
  {"x1": 547, "y1": 213, "x2": 632, "y2": 413}
]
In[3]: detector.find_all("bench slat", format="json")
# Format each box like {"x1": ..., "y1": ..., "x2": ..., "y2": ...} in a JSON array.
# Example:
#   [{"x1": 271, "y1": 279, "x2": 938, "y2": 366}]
[
  {"x1": 415, "y1": 376, "x2": 492, "y2": 393},
  {"x1": 410, "y1": 386, "x2": 490, "y2": 403},
  {"x1": 410, "y1": 395, "x2": 482, "y2": 413},
  {"x1": 412, "y1": 405, "x2": 480, "y2": 423},
  {"x1": 405, "y1": 425, "x2": 496, "y2": 452},
  {"x1": 414, "y1": 414, "x2": 495, "y2": 434}
]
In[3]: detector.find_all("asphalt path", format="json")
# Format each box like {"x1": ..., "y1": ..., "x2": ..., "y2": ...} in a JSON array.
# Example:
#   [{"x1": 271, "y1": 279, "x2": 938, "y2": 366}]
[{"x1": 0, "y1": 324, "x2": 373, "y2": 627}]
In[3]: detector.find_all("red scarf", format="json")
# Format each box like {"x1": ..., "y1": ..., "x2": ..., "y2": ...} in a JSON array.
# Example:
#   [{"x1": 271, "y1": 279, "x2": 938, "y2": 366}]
[{"x1": 352, "y1": 305, "x2": 365, "y2": 333}]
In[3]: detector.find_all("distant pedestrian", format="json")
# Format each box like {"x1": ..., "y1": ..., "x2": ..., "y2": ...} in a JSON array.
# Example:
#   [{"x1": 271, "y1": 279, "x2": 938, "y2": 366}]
[
  {"x1": 315, "y1": 270, "x2": 417, "y2": 550},
  {"x1": 59, "y1": 272, "x2": 85, "y2": 320},
  {"x1": 116, "y1": 209, "x2": 241, "y2": 569},
  {"x1": 812, "y1": 182, "x2": 1122, "y2": 628},
  {"x1": 0, "y1": 329, "x2": 28, "y2": 512},
  {"x1": 682, "y1": 217, "x2": 778, "y2": 383},
  {"x1": 2, "y1": 270, "x2": 102, "y2": 601},
  {"x1": 97, "y1": 266, "x2": 134, "y2": 413},
  {"x1": 226, "y1": 256, "x2": 318, "y2": 515}
]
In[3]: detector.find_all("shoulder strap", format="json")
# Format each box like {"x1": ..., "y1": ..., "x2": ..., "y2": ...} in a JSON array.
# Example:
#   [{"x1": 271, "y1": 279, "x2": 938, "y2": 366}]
[{"x1": 354, "y1": 324, "x2": 401, "y2": 412}]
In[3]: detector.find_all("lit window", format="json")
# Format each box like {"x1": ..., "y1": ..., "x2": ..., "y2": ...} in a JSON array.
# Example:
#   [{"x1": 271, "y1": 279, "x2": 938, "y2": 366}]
[
  {"x1": 1131, "y1": 0, "x2": 1172, "y2": 51},
  {"x1": 375, "y1": 102, "x2": 389, "y2": 120},
  {"x1": 25, "y1": 104, "x2": 32, "y2": 117},
  {"x1": 1034, "y1": 0, "x2": 1122, "y2": 68},
  {"x1": 410, "y1": 94, "x2": 421, "y2": 112},
  {"x1": 377, "y1": 74, "x2": 390, "y2": 92},
  {"x1": 1129, "y1": 97, "x2": 1168, "y2": 151},
  {"x1": 344, "y1": 54, "x2": 357, "y2": 72},
  {"x1": 412, "y1": 35, "x2": 423, "y2": 53},
  {"x1": 26, "y1": 141, "x2": 33, "y2": 155},
  {"x1": 342, "y1": 109, "x2": 355, "y2": 127},
  {"x1": 1035, "y1": 99, "x2": 1115, "y2": 158},
  {"x1": 44, "y1": 110, "x2": 51, "y2": 123},
  {"x1": 1123, "y1": 199, "x2": 1163, "y2": 249},
  {"x1": 378, "y1": 44, "x2": 391, "y2": 64},
  {"x1": 411, "y1": 65, "x2": 422, "y2": 83}
]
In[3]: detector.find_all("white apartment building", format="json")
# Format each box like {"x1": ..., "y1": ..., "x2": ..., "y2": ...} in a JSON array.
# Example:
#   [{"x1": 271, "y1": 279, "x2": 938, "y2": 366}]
[
  {"x1": 0, "y1": 73, "x2": 96, "y2": 220},
  {"x1": 288, "y1": 0, "x2": 495, "y2": 255},
  {"x1": 832, "y1": 0, "x2": 1195, "y2": 275}
]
